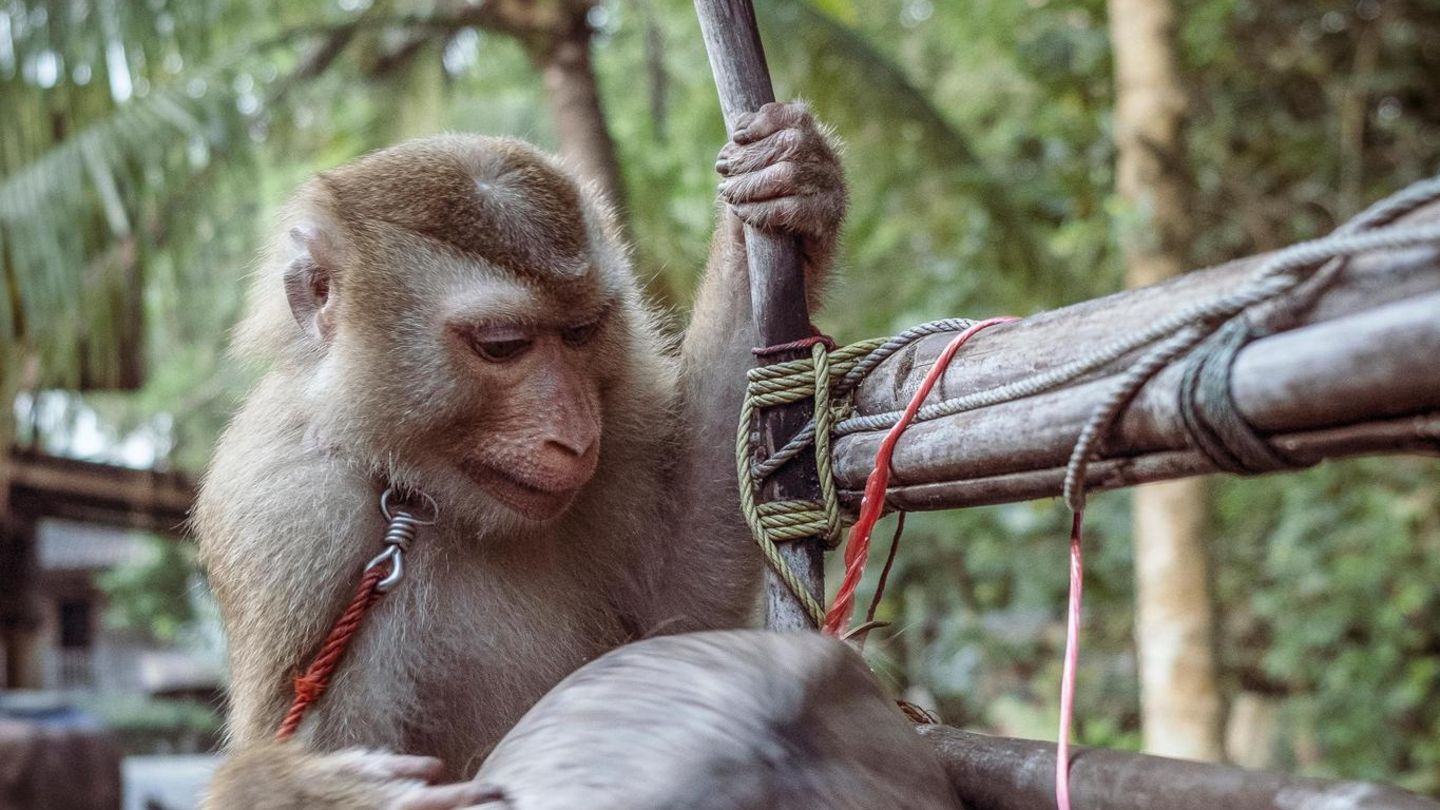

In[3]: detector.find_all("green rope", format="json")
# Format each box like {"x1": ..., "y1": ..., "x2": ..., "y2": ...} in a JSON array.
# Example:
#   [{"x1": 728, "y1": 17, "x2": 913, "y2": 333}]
[{"x1": 736, "y1": 338, "x2": 886, "y2": 626}]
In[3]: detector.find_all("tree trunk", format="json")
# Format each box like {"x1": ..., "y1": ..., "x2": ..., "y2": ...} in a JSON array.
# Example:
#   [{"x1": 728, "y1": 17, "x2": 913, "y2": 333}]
[
  {"x1": 1225, "y1": 691, "x2": 1279, "y2": 769},
  {"x1": 1131, "y1": 479, "x2": 1223, "y2": 760},
  {"x1": 1108, "y1": 0, "x2": 1225, "y2": 762},
  {"x1": 531, "y1": 13, "x2": 629, "y2": 218},
  {"x1": 383, "y1": 44, "x2": 447, "y2": 144}
]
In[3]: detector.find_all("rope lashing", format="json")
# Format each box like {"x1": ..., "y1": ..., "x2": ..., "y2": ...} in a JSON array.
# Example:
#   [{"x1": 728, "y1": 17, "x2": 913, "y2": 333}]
[
  {"x1": 1061, "y1": 174, "x2": 1440, "y2": 511},
  {"x1": 738, "y1": 338, "x2": 885, "y2": 626},
  {"x1": 750, "y1": 319, "x2": 977, "y2": 481},
  {"x1": 1177, "y1": 318, "x2": 1299, "y2": 474},
  {"x1": 737, "y1": 321, "x2": 980, "y2": 625}
]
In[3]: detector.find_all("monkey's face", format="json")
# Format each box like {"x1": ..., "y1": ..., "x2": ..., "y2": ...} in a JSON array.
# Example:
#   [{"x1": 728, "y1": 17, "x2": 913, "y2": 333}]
[
  {"x1": 433, "y1": 277, "x2": 613, "y2": 523},
  {"x1": 316, "y1": 260, "x2": 625, "y2": 528},
  {"x1": 273, "y1": 135, "x2": 637, "y2": 527}
]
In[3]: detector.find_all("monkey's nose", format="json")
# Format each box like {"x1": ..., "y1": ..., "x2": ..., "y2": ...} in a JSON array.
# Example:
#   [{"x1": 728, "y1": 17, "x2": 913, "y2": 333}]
[
  {"x1": 534, "y1": 437, "x2": 599, "y2": 491},
  {"x1": 545, "y1": 437, "x2": 595, "y2": 459}
]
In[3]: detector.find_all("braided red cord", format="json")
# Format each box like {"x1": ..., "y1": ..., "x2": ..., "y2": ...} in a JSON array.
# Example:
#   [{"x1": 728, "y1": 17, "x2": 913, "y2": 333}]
[
  {"x1": 823, "y1": 317, "x2": 1017, "y2": 635},
  {"x1": 752, "y1": 333, "x2": 838, "y2": 357},
  {"x1": 275, "y1": 563, "x2": 389, "y2": 741}
]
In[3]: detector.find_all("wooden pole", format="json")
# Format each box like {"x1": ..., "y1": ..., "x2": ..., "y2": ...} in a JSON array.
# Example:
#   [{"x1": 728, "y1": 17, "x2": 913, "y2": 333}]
[
  {"x1": 693, "y1": 0, "x2": 825, "y2": 629},
  {"x1": 849, "y1": 202, "x2": 1440, "y2": 419},
  {"x1": 919, "y1": 726, "x2": 1440, "y2": 810},
  {"x1": 828, "y1": 215, "x2": 1440, "y2": 512}
]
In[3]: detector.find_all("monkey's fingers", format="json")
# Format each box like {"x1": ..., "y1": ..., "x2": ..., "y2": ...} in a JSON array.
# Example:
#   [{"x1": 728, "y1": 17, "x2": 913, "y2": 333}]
[
  {"x1": 731, "y1": 100, "x2": 814, "y2": 145},
  {"x1": 730, "y1": 193, "x2": 846, "y2": 239},
  {"x1": 720, "y1": 159, "x2": 843, "y2": 207},
  {"x1": 390, "y1": 782, "x2": 507, "y2": 810},
  {"x1": 716, "y1": 127, "x2": 810, "y2": 177},
  {"x1": 327, "y1": 749, "x2": 447, "y2": 784}
]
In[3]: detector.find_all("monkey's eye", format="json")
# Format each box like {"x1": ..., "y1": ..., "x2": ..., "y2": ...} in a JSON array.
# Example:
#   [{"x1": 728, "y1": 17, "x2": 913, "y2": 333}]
[
  {"x1": 466, "y1": 329, "x2": 533, "y2": 363},
  {"x1": 561, "y1": 320, "x2": 601, "y2": 348}
]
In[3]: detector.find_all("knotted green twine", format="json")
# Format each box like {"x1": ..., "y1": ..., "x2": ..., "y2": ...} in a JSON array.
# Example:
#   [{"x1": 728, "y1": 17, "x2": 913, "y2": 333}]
[{"x1": 736, "y1": 338, "x2": 886, "y2": 626}]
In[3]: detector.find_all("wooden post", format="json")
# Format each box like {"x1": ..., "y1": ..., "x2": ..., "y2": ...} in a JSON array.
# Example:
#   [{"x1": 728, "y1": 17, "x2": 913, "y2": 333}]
[
  {"x1": 919, "y1": 725, "x2": 1440, "y2": 810},
  {"x1": 827, "y1": 219, "x2": 1440, "y2": 512},
  {"x1": 0, "y1": 515, "x2": 41, "y2": 689},
  {"x1": 693, "y1": 0, "x2": 825, "y2": 629}
]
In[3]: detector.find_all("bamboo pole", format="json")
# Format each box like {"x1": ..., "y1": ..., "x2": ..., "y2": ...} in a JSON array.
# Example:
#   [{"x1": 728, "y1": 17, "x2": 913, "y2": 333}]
[
  {"x1": 693, "y1": 0, "x2": 825, "y2": 629},
  {"x1": 919, "y1": 726, "x2": 1440, "y2": 810},
  {"x1": 830, "y1": 220, "x2": 1440, "y2": 511},
  {"x1": 850, "y1": 201, "x2": 1440, "y2": 418}
]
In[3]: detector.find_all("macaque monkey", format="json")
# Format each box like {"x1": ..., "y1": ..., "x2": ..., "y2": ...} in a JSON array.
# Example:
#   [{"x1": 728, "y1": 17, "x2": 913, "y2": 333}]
[
  {"x1": 472, "y1": 630, "x2": 962, "y2": 809},
  {"x1": 197, "y1": 101, "x2": 846, "y2": 807}
]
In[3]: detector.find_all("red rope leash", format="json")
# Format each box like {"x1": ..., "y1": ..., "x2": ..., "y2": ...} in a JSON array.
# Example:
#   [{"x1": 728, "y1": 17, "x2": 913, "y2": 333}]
[
  {"x1": 275, "y1": 562, "x2": 390, "y2": 741},
  {"x1": 823, "y1": 317, "x2": 1017, "y2": 635}
]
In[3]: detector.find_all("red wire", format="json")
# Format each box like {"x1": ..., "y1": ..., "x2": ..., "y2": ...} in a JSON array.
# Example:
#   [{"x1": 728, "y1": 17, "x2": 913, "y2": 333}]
[{"x1": 822, "y1": 317, "x2": 1018, "y2": 636}]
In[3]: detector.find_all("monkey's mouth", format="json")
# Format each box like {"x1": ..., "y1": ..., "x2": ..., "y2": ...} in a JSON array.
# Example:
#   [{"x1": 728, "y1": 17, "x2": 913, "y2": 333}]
[{"x1": 462, "y1": 461, "x2": 582, "y2": 522}]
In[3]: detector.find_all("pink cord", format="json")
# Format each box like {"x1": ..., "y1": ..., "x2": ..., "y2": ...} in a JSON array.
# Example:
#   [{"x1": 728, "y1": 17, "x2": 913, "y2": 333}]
[
  {"x1": 1056, "y1": 510, "x2": 1085, "y2": 810},
  {"x1": 822, "y1": 317, "x2": 1018, "y2": 635}
]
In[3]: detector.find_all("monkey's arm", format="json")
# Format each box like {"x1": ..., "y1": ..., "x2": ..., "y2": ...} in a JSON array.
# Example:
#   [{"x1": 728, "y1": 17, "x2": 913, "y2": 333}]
[
  {"x1": 203, "y1": 745, "x2": 499, "y2": 810},
  {"x1": 652, "y1": 102, "x2": 846, "y2": 630}
]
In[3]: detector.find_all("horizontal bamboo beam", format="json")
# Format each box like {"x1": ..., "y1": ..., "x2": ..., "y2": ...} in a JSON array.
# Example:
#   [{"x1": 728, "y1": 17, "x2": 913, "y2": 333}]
[
  {"x1": 6, "y1": 449, "x2": 194, "y2": 534},
  {"x1": 832, "y1": 202, "x2": 1440, "y2": 511},
  {"x1": 851, "y1": 201, "x2": 1440, "y2": 416},
  {"x1": 920, "y1": 726, "x2": 1440, "y2": 810}
]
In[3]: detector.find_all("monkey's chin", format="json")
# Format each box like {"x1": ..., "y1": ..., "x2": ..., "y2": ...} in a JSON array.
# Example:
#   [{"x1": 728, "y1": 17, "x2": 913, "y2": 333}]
[{"x1": 465, "y1": 464, "x2": 581, "y2": 523}]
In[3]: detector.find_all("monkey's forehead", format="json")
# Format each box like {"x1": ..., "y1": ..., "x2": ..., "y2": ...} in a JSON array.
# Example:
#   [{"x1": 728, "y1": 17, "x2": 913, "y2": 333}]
[{"x1": 318, "y1": 136, "x2": 592, "y2": 281}]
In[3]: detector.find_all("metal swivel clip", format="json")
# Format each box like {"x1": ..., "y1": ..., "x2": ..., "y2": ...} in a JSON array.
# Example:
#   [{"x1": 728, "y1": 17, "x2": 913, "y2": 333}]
[{"x1": 365, "y1": 487, "x2": 439, "y2": 593}]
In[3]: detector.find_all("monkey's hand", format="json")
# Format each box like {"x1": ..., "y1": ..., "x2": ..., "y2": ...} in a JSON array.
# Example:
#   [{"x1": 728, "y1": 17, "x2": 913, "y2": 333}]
[
  {"x1": 203, "y1": 745, "x2": 503, "y2": 810},
  {"x1": 715, "y1": 100, "x2": 847, "y2": 284}
]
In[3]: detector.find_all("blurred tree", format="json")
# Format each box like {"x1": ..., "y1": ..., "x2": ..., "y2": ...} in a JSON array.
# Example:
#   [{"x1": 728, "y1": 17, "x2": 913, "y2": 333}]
[
  {"x1": 1108, "y1": 0, "x2": 1223, "y2": 761},
  {"x1": 97, "y1": 535, "x2": 196, "y2": 644}
]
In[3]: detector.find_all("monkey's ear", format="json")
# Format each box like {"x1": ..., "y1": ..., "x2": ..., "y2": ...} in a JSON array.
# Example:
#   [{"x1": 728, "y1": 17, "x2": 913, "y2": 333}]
[{"x1": 283, "y1": 224, "x2": 340, "y2": 344}]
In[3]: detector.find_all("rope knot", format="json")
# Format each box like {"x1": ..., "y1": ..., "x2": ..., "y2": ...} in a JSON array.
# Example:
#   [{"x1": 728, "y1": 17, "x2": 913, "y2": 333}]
[
  {"x1": 736, "y1": 324, "x2": 979, "y2": 626},
  {"x1": 738, "y1": 339, "x2": 871, "y2": 626}
]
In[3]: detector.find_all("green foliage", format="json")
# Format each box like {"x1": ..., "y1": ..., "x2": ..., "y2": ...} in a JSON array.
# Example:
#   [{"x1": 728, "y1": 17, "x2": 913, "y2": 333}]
[
  {"x1": 97, "y1": 534, "x2": 196, "y2": 643},
  {"x1": 81, "y1": 693, "x2": 220, "y2": 735},
  {"x1": 1216, "y1": 460, "x2": 1440, "y2": 791}
]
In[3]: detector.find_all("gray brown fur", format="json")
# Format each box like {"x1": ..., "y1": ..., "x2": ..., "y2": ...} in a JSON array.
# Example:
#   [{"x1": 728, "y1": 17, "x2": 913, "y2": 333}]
[
  {"x1": 198, "y1": 102, "x2": 845, "y2": 807},
  {"x1": 474, "y1": 630, "x2": 961, "y2": 810}
]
